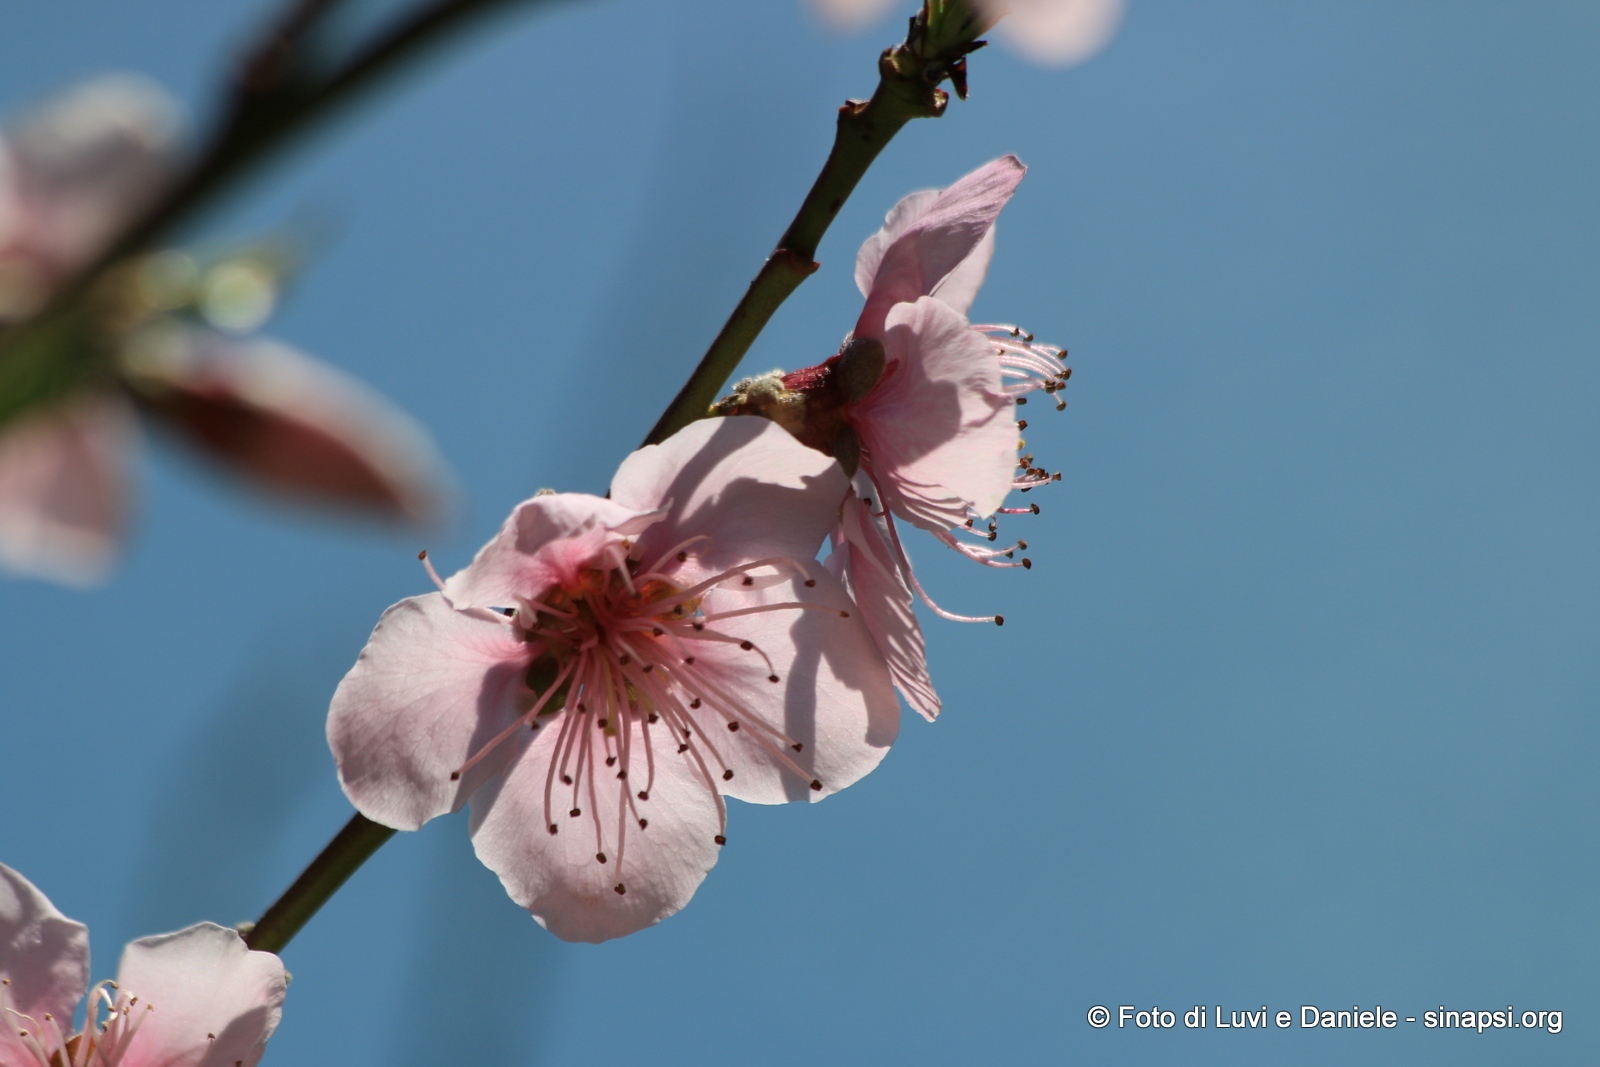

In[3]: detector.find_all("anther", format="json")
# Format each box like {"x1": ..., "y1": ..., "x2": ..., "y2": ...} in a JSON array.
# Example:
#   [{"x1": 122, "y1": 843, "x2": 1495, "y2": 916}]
[
  {"x1": 614, "y1": 883, "x2": 627, "y2": 895},
  {"x1": 839, "y1": 610, "x2": 851, "y2": 618},
  {"x1": 768, "y1": 674, "x2": 780, "y2": 683},
  {"x1": 714, "y1": 834, "x2": 727, "y2": 845},
  {"x1": 804, "y1": 578, "x2": 816, "y2": 588},
  {"x1": 723, "y1": 769, "x2": 735, "y2": 780},
  {"x1": 1030, "y1": 503, "x2": 1040, "y2": 514},
  {"x1": 647, "y1": 713, "x2": 659, "y2": 723},
  {"x1": 809, "y1": 779, "x2": 823, "y2": 791},
  {"x1": 596, "y1": 852, "x2": 607, "y2": 864},
  {"x1": 684, "y1": 656, "x2": 695, "y2": 665},
  {"x1": 994, "y1": 615, "x2": 1005, "y2": 626},
  {"x1": 562, "y1": 774, "x2": 573, "y2": 785},
  {"x1": 693, "y1": 622, "x2": 705, "y2": 631},
  {"x1": 638, "y1": 790, "x2": 650, "y2": 800},
  {"x1": 617, "y1": 769, "x2": 628, "y2": 780},
  {"x1": 606, "y1": 756, "x2": 617, "y2": 766},
  {"x1": 618, "y1": 654, "x2": 631, "y2": 666},
  {"x1": 449, "y1": 770, "x2": 461, "y2": 781},
  {"x1": 639, "y1": 818, "x2": 648, "y2": 829},
  {"x1": 677, "y1": 551, "x2": 688, "y2": 562},
  {"x1": 652, "y1": 627, "x2": 664, "y2": 636},
  {"x1": 1017, "y1": 540, "x2": 1028, "y2": 549},
  {"x1": 548, "y1": 824, "x2": 558, "y2": 834},
  {"x1": 689, "y1": 698, "x2": 702, "y2": 709},
  {"x1": 1022, "y1": 558, "x2": 1032, "y2": 569},
  {"x1": 741, "y1": 576, "x2": 753, "y2": 586},
  {"x1": 642, "y1": 663, "x2": 654, "y2": 673},
  {"x1": 1016, "y1": 397, "x2": 1027, "y2": 405},
  {"x1": 791, "y1": 742, "x2": 804, "y2": 752},
  {"x1": 417, "y1": 550, "x2": 427, "y2": 560},
  {"x1": 678, "y1": 743, "x2": 689, "y2": 753},
  {"x1": 1018, "y1": 419, "x2": 1028, "y2": 430},
  {"x1": 728, "y1": 722, "x2": 739, "y2": 731},
  {"x1": 570, "y1": 808, "x2": 582, "y2": 817},
  {"x1": 597, "y1": 718, "x2": 608, "y2": 728},
  {"x1": 740, "y1": 640, "x2": 754, "y2": 650}
]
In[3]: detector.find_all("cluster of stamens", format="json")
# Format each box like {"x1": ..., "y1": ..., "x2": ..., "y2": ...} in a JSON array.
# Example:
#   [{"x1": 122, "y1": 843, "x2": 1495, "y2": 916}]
[
  {"x1": 1, "y1": 977, "x2": 157, "y2": 1067},
  {"x1": 433, "y1": 538, "x2": 846, "y2": 898}
]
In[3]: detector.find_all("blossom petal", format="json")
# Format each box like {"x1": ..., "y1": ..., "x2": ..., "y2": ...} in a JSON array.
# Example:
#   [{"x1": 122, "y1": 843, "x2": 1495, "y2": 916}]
[
  {"x1": 811, "y1": 0, "x2": 898, "y2": 31},
  {"x1": 829, "y1": 494, "x2": 939, "y2": 720},
  {"x1": 468, "y1": 729, "x2": 723, "y2": 944},
  {"x1": 127, "y1": 326, "x2": 449, "y2": 527},
  {"x1": 328, "y1": 593, "x2": 535, "y2": 830},
  {"x1": 613, "y1": 416, "x2": 847, "y2": 581},
  {"x1": 0, "y1": 392, "x2": 133, "y2": 586},
  {"x1": 0, "y1": 863, "x2": 88, "y2": 1064},
  {"x1": 855, "y1": 156, "x2": 1025, "y2": 338},
  {"x1": 5, "y1": 76, "x2": 177, "y2": 280},
  {"x1": 442, "y1": 493, "x2": 660, "y2": 609},
  {"x1": 983, "y1": 0, "x2": 1125, "y2": 66},
  {"x1": 700, "y1": 560, "x2": 902, "y2": 803},
  {"x1": 854, "y1": 296, "x2": 1017, "y2": 530},
  {"x1": 116, "y1": 923, "x2": 285, "y2": 1067}
]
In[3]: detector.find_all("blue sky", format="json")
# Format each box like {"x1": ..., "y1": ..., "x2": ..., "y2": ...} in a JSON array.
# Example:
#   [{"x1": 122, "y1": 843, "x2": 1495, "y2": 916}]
[{"x1": 2, "y1": 2, "x2": 1597, "y2": 1064}]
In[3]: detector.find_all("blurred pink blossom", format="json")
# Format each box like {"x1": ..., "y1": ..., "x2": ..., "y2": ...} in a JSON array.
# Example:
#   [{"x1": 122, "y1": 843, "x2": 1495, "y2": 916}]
[
  {"x1": 810, "y1": 0, "x2": 1124, "y2": 67},
  {"x1": 0, "y1": 863, "x2": 286, "y2": 1067},
  {"x1": 328, "y1": 417, "x2": 898, "y2": 942},
  {"x1": 0, "y1": 79, "x2": 449, "y2": 585}
]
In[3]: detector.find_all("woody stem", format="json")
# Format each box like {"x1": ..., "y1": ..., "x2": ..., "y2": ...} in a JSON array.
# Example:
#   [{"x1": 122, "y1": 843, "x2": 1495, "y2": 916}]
[
  {"x1": 641, "y1": 37, "x2": 958, "y2": 447},
  {"x1": 243, "y1": 812, "x2": 396, "y2": 954}
]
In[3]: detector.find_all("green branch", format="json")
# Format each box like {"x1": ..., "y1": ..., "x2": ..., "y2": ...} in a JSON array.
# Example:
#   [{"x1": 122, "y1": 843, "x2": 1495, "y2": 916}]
[
  {"x1": 641, "y1": 11, "x2": 983, "y2": 447},
  {"x1": 243, "y1": 813, "x2": 396, "y2": 954}
]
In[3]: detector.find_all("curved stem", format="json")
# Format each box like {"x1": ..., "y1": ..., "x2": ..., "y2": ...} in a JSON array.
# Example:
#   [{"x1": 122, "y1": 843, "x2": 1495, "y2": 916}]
[
  {"x1": 641, "y1": 38, "x2": 957, "y2": 447},
  {"x1": 243, "y1": 813, "x2": 396, "y2": 954}
]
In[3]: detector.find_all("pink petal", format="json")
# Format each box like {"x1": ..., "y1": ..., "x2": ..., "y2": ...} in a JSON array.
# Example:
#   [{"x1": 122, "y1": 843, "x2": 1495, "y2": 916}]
[
  {"x1": 0, "y1": 864, "x2": 88, "y2": 1065},
  {"x1": 676, "y1": 562, "x2": 900, "y2": 808},
  {"x1": 0, "y1": 392, "x2": 133, "y2": 586},
  {"x1": 442, "y1": 493, "x2": 661, "y2": 609},
  {"x1": 982, "y1": 0, "x2": 1125, "y2": 66},
  {"x1": 468, "y1": 730, "x2": 724, "y2": 944},
  {"x1": 4, "y1": 76, "x2": 177, "y2": 281},
  {"x1": 811, "y1": 0, "x2": 897, "y2": 31},
  {"x1": 612, "y1": 416, "x2": 848, "y2": 582},
  {"x1": 128, "y1": 326, "x2": 449, "y2": 527},
  {"x1": 855, "y1": 156, "x2": 1025, "y2": 338},
  {"x1": 116, "y1": 923, "x2": 285, "y2": 1067},
  {"x1": 853, "y1": 296, "x2": 1018, "y2": 531},
  {"x1": 328, "y1": 593, "x2": 535, "y2": 831},
  {"x1": 829, "y1": 493, "x2": 939, "y2": 720}
]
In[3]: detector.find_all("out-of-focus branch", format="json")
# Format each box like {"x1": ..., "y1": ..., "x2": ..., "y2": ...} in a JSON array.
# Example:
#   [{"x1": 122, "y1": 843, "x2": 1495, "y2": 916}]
[{"x1": 641, "y1": 3, "x2": 987, "y2": 447}]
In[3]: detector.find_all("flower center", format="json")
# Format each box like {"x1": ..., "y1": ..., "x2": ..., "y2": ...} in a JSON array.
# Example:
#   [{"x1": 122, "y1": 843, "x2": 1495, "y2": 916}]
[
  {"x1": 2, "y1": 979, "x2": 154, "y2": 1067},
  {"x1": 449, "y1": 540, "x2": 843, "y2": 897}
]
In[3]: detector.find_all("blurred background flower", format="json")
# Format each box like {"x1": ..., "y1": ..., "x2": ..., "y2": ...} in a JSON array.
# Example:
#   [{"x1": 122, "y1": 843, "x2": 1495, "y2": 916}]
[
  {"x1": 811, "y1": 0, "x2": 1125, "y2": 67},
  {"x1": 0, "y1": 78, "x2": 449, "y2": 585}
]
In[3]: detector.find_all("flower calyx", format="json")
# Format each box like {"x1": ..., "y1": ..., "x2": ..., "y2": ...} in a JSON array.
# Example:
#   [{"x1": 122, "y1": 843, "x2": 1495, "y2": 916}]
[
  {"x1": 898, "y1": 0, "x2": 995, "y2": 102},
  {"x1": 709, "y1": 337, "x2": 887, "y2": 477}
]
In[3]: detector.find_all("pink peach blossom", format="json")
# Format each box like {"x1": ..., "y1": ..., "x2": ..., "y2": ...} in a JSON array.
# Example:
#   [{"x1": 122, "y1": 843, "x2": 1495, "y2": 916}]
[
  {"x1": 726, "y1": 156, "x2": 1068, "y2": 718},
  {"x1": 0, "y1": 863, "x2": 286, "y2": 1067},
  {"x1": 328, "y1": 417, "x2": 898, "y2": 943}
]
